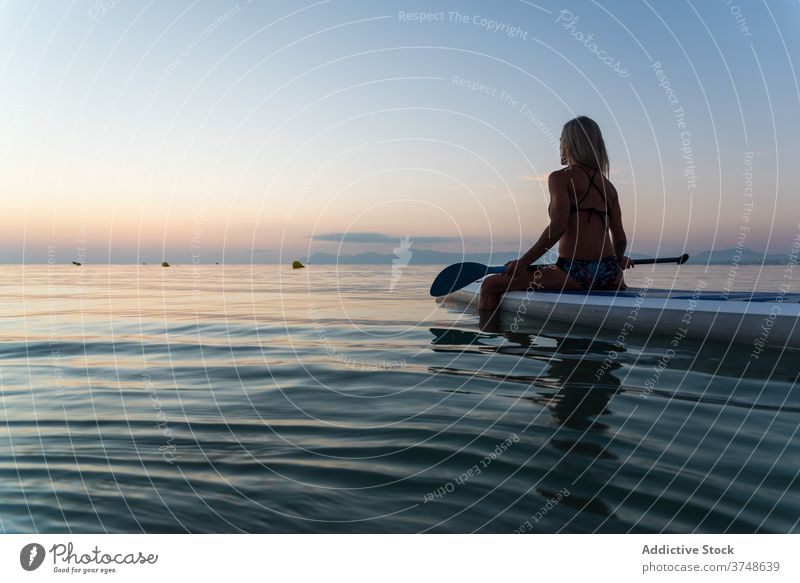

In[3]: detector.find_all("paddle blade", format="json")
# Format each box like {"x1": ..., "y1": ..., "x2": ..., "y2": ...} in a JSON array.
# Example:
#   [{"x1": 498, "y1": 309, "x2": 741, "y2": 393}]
[
  {"x1": 677, "y1": 253, "x2": 690, "y2": 265},
  {"x1": 430, "y1": 262, "x2": 503, "y2": 296}
]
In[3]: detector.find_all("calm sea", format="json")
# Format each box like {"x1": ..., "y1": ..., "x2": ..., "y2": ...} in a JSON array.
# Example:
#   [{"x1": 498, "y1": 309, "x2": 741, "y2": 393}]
[{"x1": 0, "y1": 264, "x2": 797, "y2": 533}]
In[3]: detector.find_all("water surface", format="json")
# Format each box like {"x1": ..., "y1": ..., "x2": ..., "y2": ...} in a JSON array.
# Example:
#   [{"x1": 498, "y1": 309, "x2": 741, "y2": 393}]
[{"x1": 0, "y1": 264, "x2": 798, "y2": 532}]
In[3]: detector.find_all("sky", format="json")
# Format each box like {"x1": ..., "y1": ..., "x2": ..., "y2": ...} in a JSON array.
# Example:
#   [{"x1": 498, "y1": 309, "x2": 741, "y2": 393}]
[{"x1": 0, "y1": 0, "x2": 798, "y2": 263}]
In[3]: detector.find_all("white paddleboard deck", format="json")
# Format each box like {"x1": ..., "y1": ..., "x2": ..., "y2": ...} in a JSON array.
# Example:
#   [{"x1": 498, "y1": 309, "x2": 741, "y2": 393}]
[{"x1": 443, "y1": 282, "x2": 800, "y2": 350}]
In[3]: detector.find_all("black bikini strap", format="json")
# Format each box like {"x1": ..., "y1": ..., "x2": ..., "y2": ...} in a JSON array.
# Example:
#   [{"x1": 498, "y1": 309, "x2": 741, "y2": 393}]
[
  {"x1": 590, "y1": 171, "x2": 608, "y2": 206},
  {"x1": 575, "y1": 167, "x2": 609, "y2": 224},
  {"x1": 578, "y1": 166, "x2": 597, "y2": 206},
  {"x1": 577, "y1": 167, "x2": 606, "y2": 206}
]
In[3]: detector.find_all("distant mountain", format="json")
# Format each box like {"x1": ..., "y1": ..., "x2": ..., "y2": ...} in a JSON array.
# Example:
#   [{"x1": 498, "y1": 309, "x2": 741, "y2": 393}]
[
  {"x1": 303, "y1": 250, "x2": 517, "y2": 265},
  {"x1": 122, "y1": 247, "x2": 784, "y2": 266},
  {"x1": 302, "y1": 249, "x2": 655, "y2": 265},
  {"x1": 302, "y1": 247, "x2": 788, "y2": 265},
  {"x1": 688, "y1": 247, "x2": 786, "y2": 265}
]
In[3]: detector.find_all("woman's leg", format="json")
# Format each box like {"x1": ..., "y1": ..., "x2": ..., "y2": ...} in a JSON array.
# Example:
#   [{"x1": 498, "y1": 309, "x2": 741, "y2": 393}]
[
  {"x1": 478, "y1": 265, "x2": 581, "y2": 311},
  {"x1": 513, "y1": 264, "x2": 584, "y2": 297},
  {"x1": 478, "y1": 272, "x2": 512, "y2": 311}
]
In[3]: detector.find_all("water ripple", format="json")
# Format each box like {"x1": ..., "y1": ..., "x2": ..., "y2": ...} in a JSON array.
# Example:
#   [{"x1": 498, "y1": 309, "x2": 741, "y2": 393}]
[{"x1": 1, "y1": 265, "x2": 798, "y2": 532}]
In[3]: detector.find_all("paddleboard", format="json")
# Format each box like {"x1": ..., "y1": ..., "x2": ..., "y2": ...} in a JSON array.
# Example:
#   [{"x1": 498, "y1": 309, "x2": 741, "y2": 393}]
[{"x1": 441, "y1": 282, "x2": 800, "y2": 350}]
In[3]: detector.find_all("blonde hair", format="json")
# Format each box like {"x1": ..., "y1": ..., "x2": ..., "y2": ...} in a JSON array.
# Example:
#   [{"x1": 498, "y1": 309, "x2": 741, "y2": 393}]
[{"x1": 560, "y1": 116, "x2": 609, "y2": 177}]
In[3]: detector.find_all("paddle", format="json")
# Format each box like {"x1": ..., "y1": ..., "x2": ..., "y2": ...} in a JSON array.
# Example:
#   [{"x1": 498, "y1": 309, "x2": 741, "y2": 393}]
[
  {"x1": 429, "y1": 262, "x2": 507, "y2": 297},
  {"x1": 429, "y1": 254, "x2": 690, "y2": 296},
  {"x1": 631, "y1": 253, "x2": 689, "y2": 266}
]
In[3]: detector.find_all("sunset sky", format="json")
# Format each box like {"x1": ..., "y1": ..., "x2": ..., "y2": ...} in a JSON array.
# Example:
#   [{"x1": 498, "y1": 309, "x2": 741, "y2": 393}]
[{"x1": 1, "y1": 0, "x2": 798, "y2": 263}]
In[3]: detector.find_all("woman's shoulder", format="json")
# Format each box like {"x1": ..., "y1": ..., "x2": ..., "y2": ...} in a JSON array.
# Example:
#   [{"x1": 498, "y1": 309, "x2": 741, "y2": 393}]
[
  {"x1": 549, "y1": 164, "x2": 590, "y2": 179},
  {"x1": 548, "y1": 166, "x2": 583, "y2": 191},
  {"x1": 547, "y1": 167, "x2": 572, "y2": 184}
]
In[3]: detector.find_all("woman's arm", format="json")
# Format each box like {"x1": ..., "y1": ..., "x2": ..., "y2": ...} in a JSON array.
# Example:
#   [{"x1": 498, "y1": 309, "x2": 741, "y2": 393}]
[
  {"x1": 507, "y1": 172, "x2": 570, "y2": 274},
  {"x1": 608, "y1": 185, "x2": 632, "y2": 268}
]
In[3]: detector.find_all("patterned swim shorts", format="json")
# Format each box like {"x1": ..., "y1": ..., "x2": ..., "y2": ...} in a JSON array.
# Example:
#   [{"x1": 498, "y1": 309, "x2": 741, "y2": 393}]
[{"x1": 555, "y1": 255, "x2": 620, "y2": 290}]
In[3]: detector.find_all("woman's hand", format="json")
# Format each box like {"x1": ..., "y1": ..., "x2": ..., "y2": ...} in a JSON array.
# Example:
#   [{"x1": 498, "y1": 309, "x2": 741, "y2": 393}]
[{"x1": 619, "y1": 256, "x2": 634, "y2": 270}]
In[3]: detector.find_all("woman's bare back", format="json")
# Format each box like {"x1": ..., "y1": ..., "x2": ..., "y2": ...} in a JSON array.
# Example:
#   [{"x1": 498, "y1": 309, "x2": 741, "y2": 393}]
[{"x1": 550, "y1": 165, "x2": 621, "y2": 261}]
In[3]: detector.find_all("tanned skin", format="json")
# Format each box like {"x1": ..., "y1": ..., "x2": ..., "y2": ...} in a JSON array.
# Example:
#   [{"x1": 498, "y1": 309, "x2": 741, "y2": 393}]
[{"x1": 477, "y1": 163, "x2": 632, "y2": 320}]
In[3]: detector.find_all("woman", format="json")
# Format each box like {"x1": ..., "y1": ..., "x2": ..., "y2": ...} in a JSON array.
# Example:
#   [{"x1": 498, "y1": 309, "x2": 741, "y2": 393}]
[{"x1": 478, "y1": 116, "x2": 632, "y2": 314}]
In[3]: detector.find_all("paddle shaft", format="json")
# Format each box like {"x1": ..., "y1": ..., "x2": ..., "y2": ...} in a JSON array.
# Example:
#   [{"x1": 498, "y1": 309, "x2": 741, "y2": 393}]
[
  {"x1": 520, "y1": 254, "x2": 689, "y2": 270},
  {"x1": 631, "y1": 253, "x2": 689, "y2": 266},
  {"x1": 429, "y1": 254, "x2": 690, "y2": 296},
  {"x1": 496, "y1": 254, "x2": 688, "y2": 274}
]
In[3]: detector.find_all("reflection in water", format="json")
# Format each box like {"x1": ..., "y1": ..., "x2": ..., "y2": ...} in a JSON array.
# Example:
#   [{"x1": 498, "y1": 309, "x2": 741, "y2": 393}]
[
  {"x1": 430, "y1": 325, "x2": 623, "y2": 523},
  {"x1": 430, "y1": 307, "x2": 800, "y2": 532},
  {"x1": 525, "y1": 338, "x2": 622, "y2": 523},
  {"x1": 430, "y1": 325, "x2": 621, "y2": 430},
  {"x1": 535, "y1": 358, "x2": 619, "y2": 431}
]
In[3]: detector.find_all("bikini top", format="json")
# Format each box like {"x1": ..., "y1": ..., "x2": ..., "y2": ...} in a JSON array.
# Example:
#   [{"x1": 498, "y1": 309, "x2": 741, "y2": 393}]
[{"x1": 570, "y1": 166, "x2": 609, "y2": 224}]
